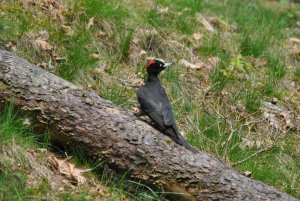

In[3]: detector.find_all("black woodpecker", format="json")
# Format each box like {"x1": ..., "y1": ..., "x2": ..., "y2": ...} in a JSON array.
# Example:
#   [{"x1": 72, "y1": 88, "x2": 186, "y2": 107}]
[{"x1": 135, "y1": 58, "x2": 197, "y2": 153}]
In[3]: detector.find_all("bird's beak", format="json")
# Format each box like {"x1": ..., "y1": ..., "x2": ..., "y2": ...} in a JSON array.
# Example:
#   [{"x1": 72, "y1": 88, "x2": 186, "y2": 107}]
[{"x1": 163, "y1": 62, "x2": 173, "y2": 68}]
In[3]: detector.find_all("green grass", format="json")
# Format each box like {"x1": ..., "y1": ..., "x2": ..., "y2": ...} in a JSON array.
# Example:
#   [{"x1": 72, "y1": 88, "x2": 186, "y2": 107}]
[
  {"x1": 0, "y1": 105, "x2": 50, "y2": 201},
  {"x1": 155, "y1": 0, "x2": 203, "y2": 13},
  {"x1": 0, "y1": 0, "x2": 300, "y2": 199},
  {"x1": 0, "y1": 171, "x2": 28, "y2": 201},
  {"x1": 209, "y1": 59, "x2": 230, "y2": 92},
  {"x1": 295, "y1": 66, "x2": 300, "y2": 79},
  {"x1": 0, "y1": 104, "x2": 35, "y2": 147},
  {"x1": 245, "y1": 89, "x2": 261, "y2": 113},
  {"x1": 219, "y1": 0, "x2": 288, "y2": 57},
  {"x1": 198, "y1": 34, "x2": 230, "y2": 59},
  {"x1": 147, "y1": 9, "x2": 162, "y2": 27},
  {"x1": 82, "y1": 0, "x2": 127, "y2": 20},
  {"x1": 265, "y1": 52, "x2": 286, "y2": 80},
  {"x1": 146, "y1": 0, "x2": 201, "y2": 34},
  {"x1": 58, "y1": 31, "x2": 97, "y2": 81},
  {"x1": 119, "y1": 29, "x2": 134, "y2": 61},
  {"x1": 233, "y1": 144, "x2": 300, "y2": 197}
]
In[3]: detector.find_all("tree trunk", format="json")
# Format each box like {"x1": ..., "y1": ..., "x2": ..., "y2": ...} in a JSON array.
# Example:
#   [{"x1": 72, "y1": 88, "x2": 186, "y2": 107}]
[{"x1": 0, "y1": 50, "x2": 298, "y2": 201}]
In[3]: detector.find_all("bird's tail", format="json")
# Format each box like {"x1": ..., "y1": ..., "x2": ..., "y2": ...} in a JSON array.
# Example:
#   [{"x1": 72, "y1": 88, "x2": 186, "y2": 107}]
[{"x1": 167, "y1": 127, "x2": 198, "y2": 153}]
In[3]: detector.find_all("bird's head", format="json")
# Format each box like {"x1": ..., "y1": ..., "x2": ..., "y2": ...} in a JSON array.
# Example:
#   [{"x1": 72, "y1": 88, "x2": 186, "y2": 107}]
[{"x1": 146, "y1": 58, "x2": 172, "y2": 75}]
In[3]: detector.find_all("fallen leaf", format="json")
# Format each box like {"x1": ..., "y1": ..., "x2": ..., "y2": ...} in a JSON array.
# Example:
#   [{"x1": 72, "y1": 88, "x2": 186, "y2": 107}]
[
  {"x1": 157, "y1": 7, "x2": 169, "y2": 14},
  {"x1": 139, "y1": 50, "x2": 147, "y2": 56},
  {"x1": 254, "y1": 58, "x2": 267, "y2": 67},
  {"x1": 263, "y1": 112, "x2": 280, "y2": 129},
  {"x1": 41, "y1": 0, "x2": 65, "y2": 23},
  {"x1": 22, "y1": 118, "x2": 31, "y2": 126},
  {"x1": 5, "y1": 42, "x2": 17, "y2": 52},
  {"x1": 62, "y1": 25, "x2": 74, "y2": 36},
  {"x1": 34, "y1": 30, "x2": 53, "y2": 51},
  {"x1": 271, "y1": 97, "x2": 278, "y2": 105},
  {"x1": 35, "y1": 39, "x2": 53, "y2": 51},
  {"x1": 67, "y1": 163, "x2": 91, "y2": 185},
  {"x1": 197, "y1": 14, "x2": 215, "y2": 33},
  {"x1": 192, "y1": 33, "x2": 202, "y2": 41},
  {"x1": 243, "y1": 171, "x2": 252, "y2": 177},
  {"x1": 281, "y1": 112, "x2": 294, "y2": 130},
  {"x1": 208, "y1": 57, "x2": 220, "y2": 68},
  {"x1": 22, "y1": 0, "x2": 29, "y2": 10},
  {"x1": 48, "y1": 156, "x2": 91, "y2": 185},
  {"x1": 90, "y1": 53, "x2": 100, "y2": 61},
  {"x1": 122, "y1": 197, "x2": 129, "y2": 201},
  {"x1": 179, "y1": 59, "x2": 202, "y2": 70},
  {"x1": 86, "y1": 17, "x2": 95, "y2": 30},
  {"x1": 95, "y1": 31, "x2": 107, "y2": 38},
  {"x1": 37, "y1": 30, "x2": 50, "y2": 41},
  {"x1": 289, "y1": 37, "x2": 300, "y2": 44},
  {"x1": 132, "y1": 107, "x2": 139, "y2": 113},
  {"x1": 37, "y1": 62, "x2": 48, "y2": 68}
]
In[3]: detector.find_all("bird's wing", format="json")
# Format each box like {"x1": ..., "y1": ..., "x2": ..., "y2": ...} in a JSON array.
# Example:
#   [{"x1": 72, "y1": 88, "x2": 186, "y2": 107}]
[
  {"x1": 137, "y1": 86, "x2": 175, "y2": 127},
  {"x1": 137, "y1": 89, "x2": 144, "y2": 108},
  {"x1": 160, "y1": 88, "x2": 175, "y2": 126}
]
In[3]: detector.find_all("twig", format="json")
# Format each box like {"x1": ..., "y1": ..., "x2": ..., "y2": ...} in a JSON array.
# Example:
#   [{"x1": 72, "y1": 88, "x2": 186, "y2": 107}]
[{"x1": 232, "y1": 146, "x2": 273, "y2": 166}]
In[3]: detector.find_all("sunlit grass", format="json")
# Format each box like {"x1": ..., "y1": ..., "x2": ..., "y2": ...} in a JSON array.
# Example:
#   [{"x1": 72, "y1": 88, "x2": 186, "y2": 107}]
[{"x1": 0, "y1": 0, "x2": 299, "y2": 199}]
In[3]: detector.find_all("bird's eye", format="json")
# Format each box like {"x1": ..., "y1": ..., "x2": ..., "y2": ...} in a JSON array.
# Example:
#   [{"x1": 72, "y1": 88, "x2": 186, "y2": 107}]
[{"x1": 160, "y1": 64, "x2": 163, "y2": 67}]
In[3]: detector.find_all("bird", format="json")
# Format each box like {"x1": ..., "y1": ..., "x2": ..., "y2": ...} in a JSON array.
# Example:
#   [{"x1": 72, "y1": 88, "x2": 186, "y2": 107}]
[{"x1": 135, "y1": 58, "x2": 197, "y2": 153}]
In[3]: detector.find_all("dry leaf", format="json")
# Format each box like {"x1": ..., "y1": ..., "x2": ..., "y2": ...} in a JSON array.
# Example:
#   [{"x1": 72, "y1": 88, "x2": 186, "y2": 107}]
[
  {"x1": 179, "y1": 59, "x2": 202, "y2": 70},
  {"x1": 271, "y1": 97, "x2": 278, "y2": 105},
  {"x1": 263, "y1": 112, "x2": 280, "y2": 129},
  {"x1": 35, "y1": 39, "x2": 53, "y2": 51},
  {"x1": 34, "y1": 30, "x2": 53, "y2": 51},
  {"x1": 289, "y1": 37, "x2": 300, "y2": 44},
  {"x1": 22, "y1": 0, "x2": 29, "y2": 10},
  {"x1": 95, "y1": 31, "x2": 107, "y2": 38},
  {"x1": 90, "y1": 53, "x2": 100, "y2": 60},
  {"x1": 89, "y1": 185, "x2": 111, "y2": 197},
  {"x1": 192, "y1": 33, "x2": 202, "y2": 41},
  {"x1": 157, "y1": 7, "x2": 169, "y2": 14},
  {"x1": 254, "y1": 58, "x2": 267, "y2": 67},
  {"x1": 41, "y1": 0, "x2": 65, "y2": 23},
  {"x1": 37, "y1": 62, "x2": 48, "y2": 68},
  {"x1": 22, "y1": 118, "x2": 31, "y2": 126},
  {"x1": 289, "y1": 46, "x2": 300, "y2": 59},
  {"x1": 62, "y1": 25, "x2": 74, "y2": 36},
  {"x1": 38, "y1": 30, "x2": 49, "y2": 40},
  {"x1": 132, "y1": 107, "x2": 139, "y2": 113},
  {"x1": 139, "y1": 50, "x2": 147, "y2": 56},
  {"x1": 281, "y1": 112, "x2": 294, "y2": 130},
  {"x1": 48, "y1": 156, "x2": 91, "y2": 185},
  {"x1": 5, "y1": 42, "x2": 17, "y2": 52},
  {"x1": 67, "y1": 163, "x2": 91, "y2": 185},
  {"x1": 261, "y1": 101, "x2": 294, "y2": 131},
  {"x1": 197, "y1": 14, "x2": 215, "y2": 33},
  {"x1": 86, "y1": 17, "x2": 95, "y2": 30},
  {"x1": 208, "y1": 57, "x2": 220, "y2": 68},
  {"x1": 243, "y1": 171, "x2": 252, "y2": 177}
]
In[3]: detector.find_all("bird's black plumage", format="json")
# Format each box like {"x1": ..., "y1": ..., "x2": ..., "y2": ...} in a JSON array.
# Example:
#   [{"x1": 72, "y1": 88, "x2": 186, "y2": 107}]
[{"x1": 136, "y1": 59, "x2": 197, "y2": 153}]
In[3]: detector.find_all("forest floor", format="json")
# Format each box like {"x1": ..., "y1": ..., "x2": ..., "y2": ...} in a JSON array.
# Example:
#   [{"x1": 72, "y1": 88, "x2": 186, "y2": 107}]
[{"x1": 0, "y1": 0, "x2": 300, "y2": 200}]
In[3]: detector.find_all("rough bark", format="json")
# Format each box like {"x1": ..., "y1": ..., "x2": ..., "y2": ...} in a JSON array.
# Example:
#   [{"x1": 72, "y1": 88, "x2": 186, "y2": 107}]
[{"x1": 0, "y1": 49, "x2": 298, "y2": 201}]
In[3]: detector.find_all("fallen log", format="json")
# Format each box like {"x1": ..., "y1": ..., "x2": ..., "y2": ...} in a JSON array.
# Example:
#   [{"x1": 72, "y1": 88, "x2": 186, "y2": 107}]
[{"x1": 0, "y1": 49, "x2": 298, "y2": 201}]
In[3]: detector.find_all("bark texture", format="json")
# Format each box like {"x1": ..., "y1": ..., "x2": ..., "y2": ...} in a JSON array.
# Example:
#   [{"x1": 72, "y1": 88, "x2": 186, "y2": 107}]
[{"x1": 0, "y1": 50, "x2": 298, "y2": 201}]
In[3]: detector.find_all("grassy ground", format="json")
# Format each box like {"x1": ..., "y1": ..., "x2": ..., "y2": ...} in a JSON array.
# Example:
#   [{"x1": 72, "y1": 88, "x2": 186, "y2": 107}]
[{"x1": 0, "y1": 0, "x2": 300, "y2": 199}]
